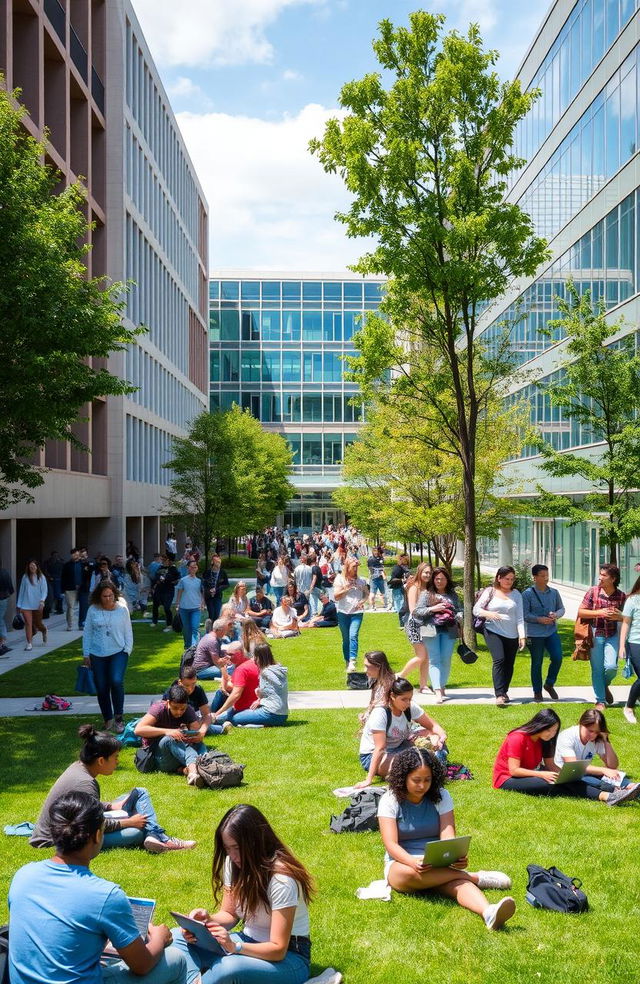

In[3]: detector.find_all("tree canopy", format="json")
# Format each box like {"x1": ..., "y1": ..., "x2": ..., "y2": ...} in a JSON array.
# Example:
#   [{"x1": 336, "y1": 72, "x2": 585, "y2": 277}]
[{"x1": 0, "y1": 81, "x2": 141, "y2": 508}]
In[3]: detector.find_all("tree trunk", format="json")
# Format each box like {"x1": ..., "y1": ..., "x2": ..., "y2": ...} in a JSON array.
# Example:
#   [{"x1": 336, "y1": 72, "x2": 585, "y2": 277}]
[{"x1": 462, "y1": 467, "x2": 477, "y2": 647}]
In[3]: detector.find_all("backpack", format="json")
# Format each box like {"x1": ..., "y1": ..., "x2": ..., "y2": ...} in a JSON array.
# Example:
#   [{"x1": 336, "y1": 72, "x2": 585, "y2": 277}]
[
  {"x1": 41, "y1": 694, "x2": 72, "y2": 711},
  {"x1": 329, "y1": 788, "x2": 385, "y2": 833},
  {"x1": 346, "y1": 671, "x2": 371, "y2": 691},
  {"x1": 0, "y1": 924, "x2": 8, "y2": 984},
  {"x1": 180, "y1": 645, "x2": 197, "y2": 675},
  {"x1": 120, "y1": 718, "x2": 142, "y2": 747},
  {"x1": 134, "y1": 746, "x2": 157, "y2": 773},
  {"x1": 472, "y1": 587, "x2": 493, "y2": 632},
  {"x1": 385, "y1": 707, "x2": 411, "y2": 730},
  {"x1": 194, "y1": 750, "x2": 245, "y2": 789},
  {"x1": 525, "y1": 865, "x2": 589, "y2": 914}
]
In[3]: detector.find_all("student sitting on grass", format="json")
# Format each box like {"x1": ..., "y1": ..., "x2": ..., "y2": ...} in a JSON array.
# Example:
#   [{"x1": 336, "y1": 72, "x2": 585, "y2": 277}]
[
  {"x1": 223, "y1": 643, "x2": 289, "y2": 728},
  {"x1": 248, "y1": 586, "x2": 274, "y2": 629},
  {"x1": 555, "y1": 708, "x2": 638, "y2": 802},
  {"x1": 135, "y1": 685, "x2": 208, "y2": 786},
  {"x1": 30, "y1": 724, "x2": 195, "y2": 853},
  {"x1": 358, "y1": 650, "x2": 396, "y2": 726},
  {"x1": 355, "y1": 677, "x2": 447, "y2": 789},
  {"x1": 210, "y1": 649, "x2": 261, "y2": 727},
  {"x1": 268, "y1": 594, "x2": 300, "y2": 639},
  {"x1": 298, "y1": 592, "x2": 337, "y2": 628},
  {"x1": 162, "y1": 666, "x2": 232, "y2": 737},
  {"x1": 171, "y1": 803, "x2": 314, "y2": 984},
  {"x1": 378, "y1": 748, "x2": 515, "y2": 931},
  {"x1": 11, "y1": 792, "x2": 187, "y2": 984},
  {"x1": 192, "y1": 619, "x2": 231, "y2": 680},
  {"x1": 492, "y1": 708, "x2": 640, "y2": 805}
]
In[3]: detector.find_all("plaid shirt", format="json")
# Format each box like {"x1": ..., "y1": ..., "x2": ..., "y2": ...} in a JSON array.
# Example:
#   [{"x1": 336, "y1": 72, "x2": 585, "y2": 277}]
[{"x1": 581, "y1": 586, "x2": 627, "y2": 638}]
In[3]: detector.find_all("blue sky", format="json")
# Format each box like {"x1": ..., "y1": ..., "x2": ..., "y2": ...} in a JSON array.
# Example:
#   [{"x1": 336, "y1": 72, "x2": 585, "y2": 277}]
[{"x1": 130, "y1": 0, "x2": 546, "y2": 272}]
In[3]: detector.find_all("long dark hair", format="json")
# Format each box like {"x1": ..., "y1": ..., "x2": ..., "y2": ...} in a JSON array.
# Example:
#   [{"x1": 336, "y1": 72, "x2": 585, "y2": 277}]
[
  {"x1": 578, "y1": 707, "x2": 609, "y2": 740},
  {"x1": 49, "y1": 791, "x2": 104, "y2": 855},
  {"x1": 253, "y1": 642, "x2": 276, "y2": 670},
  {"x1": 387, "y1": 747, "x2": 446, "y2": 804},
  {"x1": 364, "y1": 650, "x2": 395, "y2": 710},
  {"x1": 510, "y1": 708, "x2": 561, "y2": 755},
  {"x1": 77, "y1": 723, "x2": 120, "y2": 764},
  {"x1": 212, "y1": 804, "x2": 314, "y2": 915},
  {"x1": 386, "y1": 677, "x2": 413, "y2": 703},
  {"x1": 425, "y1": 567, "x2": 455, "y2": 594},
  {"x1": 494, "y1": 565, "x2": 516, "y2": 588},
  {"x1": 25, "y1": 558, "x2": 43, "y2": 582}
]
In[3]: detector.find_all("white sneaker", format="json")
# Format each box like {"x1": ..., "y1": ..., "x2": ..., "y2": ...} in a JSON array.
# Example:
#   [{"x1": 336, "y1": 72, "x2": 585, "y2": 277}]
[
  {"x1": 623, "y1": 706, "x2": 637, "y2": 724},
  {"x1": 144, "y1": 835, "x2": 197, "y2": 853},
  {"x1": 307, "y1": 971, "x2": 343, "y2": 984},
  {"x1": 483, "y1": 896, "x2": 516, "y2": 930},
  {"x1": 25, "y1": 643, "x2": 32, "y2": 651},
  {"x1": 163, "y1": 626, "x2": 173, "y2": 633},
  {"x1": 347, "y1": 660, "x2": 356, "y2": 673},
  {"x1": 221, "y1": 721, "x2": 233, "y2": 734},
  {"x1": 477, "y1": 870, "x2": 512, "y2": 890}
]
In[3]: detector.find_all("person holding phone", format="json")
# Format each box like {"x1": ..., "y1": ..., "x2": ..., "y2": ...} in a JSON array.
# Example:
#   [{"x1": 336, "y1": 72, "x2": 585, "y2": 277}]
[
  {"x1": 377, "y1": 747, "x2": 515, "y2": 930},
  {"x1": 171, "y1": 803, "x2": 314, "y2": 983}
]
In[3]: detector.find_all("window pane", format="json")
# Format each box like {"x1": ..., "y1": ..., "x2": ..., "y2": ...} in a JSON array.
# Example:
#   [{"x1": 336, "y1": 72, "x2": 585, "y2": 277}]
[
  {"x1": 220, "y1": 310, "x2": 239, "y2": 340},
  {"x1": 261, "y1": 311, "x2": 281, "y2": 341},
  {"x1": 282, "y1": 310, "x2": 300, "y2": 340},
  {"x1": 241, "y1": 281, "x2": 260, "y2": 300},
  {"x1": 209, "y1": 351, "x2": 220, "y2": 382},
  {"x1": 302, "y1": 434, "x2": 322, "y2": 464},
  {"x1": 302, "y1": 281, "x2": 322, "y2": 301},
  {"x1": 221, "y1": 281, "x2": 239, "y2": 300},
  {"x1": 302, "y1": 311, "x2": 322, "y2": 340},
  {"x1": 282, "y1": 281, "x2": 301, "y2": 301},
  {"x1": 262, "y1": 281, "x2": 281, "y2": 300}
]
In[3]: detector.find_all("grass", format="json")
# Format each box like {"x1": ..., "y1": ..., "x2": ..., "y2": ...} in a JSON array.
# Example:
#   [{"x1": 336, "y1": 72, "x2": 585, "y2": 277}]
[
  {"x1": 1, "y1": 705, "x2": 639, "y2": 983},
  {"x1": 0, "y1": 613, "x2": 595, "y2": 698}
]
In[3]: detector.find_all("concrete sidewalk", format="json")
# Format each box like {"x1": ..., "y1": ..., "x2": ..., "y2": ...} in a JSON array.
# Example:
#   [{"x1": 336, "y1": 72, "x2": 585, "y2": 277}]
[{"x1": 0, "y1": 684, "x2": 622, "y2": 718}]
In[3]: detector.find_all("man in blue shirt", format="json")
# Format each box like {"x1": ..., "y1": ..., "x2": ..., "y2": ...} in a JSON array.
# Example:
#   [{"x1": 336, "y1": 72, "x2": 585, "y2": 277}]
[{"x1": 522, "y1": 564, "x2": 566, "y2": 702}]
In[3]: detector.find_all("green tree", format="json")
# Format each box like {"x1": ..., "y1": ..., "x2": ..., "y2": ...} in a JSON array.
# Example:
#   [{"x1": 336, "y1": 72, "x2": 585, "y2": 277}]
[
  {"x1": 535, "y1": 281, "x2": 640, "y2": 564},
  {"x1": 163, "y1": 407, "x2": 294, "y2": 558},
  {"x1": 0, "y1": 82, "x2": 141, "y2": 508},
  {"x1": 311, "y1": 12, "x2": 548, "y2": 639}
]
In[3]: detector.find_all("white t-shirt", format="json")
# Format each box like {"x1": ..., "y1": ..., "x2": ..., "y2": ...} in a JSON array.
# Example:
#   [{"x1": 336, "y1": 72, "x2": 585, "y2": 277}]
[
  {"x1": 223, "y1": 858, "x2": 309, "y2": 941},
  {"x1": 334, "y1": 574, "x2": 368, "y2": 614},
  {"x1": 359, "y1": 700, "x2": 424, "y2": 754},
  {"x1": 554, "y1": 725, "x2": 606, "y2": 768},
  {"x1": 271, "y1": 605, "x2": 297, "y2": 630}
]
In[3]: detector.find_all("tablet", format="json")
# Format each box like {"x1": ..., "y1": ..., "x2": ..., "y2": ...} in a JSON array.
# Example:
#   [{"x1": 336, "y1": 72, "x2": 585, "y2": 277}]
[
  {"x1": 170, "y1": 912, "x2": 221, "y2": 952},
  {"x1": 423, "y1": 835, "x2": 471, "y2": 867}
]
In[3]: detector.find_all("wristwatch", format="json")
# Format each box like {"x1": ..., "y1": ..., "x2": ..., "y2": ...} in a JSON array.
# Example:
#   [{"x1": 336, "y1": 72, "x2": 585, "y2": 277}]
[{"x1": 234, "y1": 940, "x2": 242, "y2": 954}]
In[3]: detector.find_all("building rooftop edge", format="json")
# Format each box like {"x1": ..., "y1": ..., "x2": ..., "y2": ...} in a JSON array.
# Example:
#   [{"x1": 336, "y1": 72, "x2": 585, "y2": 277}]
[{"x1": 209, "y1": 270, "x2": 387, "y2": 280}]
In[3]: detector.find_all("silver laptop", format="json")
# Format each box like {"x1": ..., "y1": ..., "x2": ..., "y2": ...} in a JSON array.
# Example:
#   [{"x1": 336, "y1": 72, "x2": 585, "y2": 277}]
[
  {"x1": 423, "y1": 835, "x2": 471, "y2": 867},
  {"x1": 554, "y1": 760, "x2": 589, "y2": 784}
]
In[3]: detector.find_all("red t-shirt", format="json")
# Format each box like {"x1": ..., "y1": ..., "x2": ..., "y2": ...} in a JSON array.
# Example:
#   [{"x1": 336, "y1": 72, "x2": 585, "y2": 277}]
[
  {"x1": 232, "y1": 660, "x2": 260, "y2": 711},
  {"x1": 493, "y1": 730, "x2": 543, "y2": 789}
]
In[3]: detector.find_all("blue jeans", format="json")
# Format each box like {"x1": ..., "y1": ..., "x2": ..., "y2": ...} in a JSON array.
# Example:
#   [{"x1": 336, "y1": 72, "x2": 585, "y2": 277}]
[
  {"x1": 78, "y1": 590, "x2": 90, "y2": 628},
  {"x1": 580, "y1": 774, "x2": 624, "y2": 794},
  {"x1": 370, "y1": 576, "x2": 387, "y2": 603},
  {"x1": 391, "y1": 587, "x2": 405, "y2": 613},
  {"x1": 90, "y1": 651, "x2": 128, "y2": 722},
  {"x1": 170, "y1": 929, "x2": 309, "y2": 984},
  {"x1": 337, "y1": 611, "x2": 364, "y2": 666},
  {"x1": 425, "y1": 631, "x2": 456, "y2": 690},
  {"x1": 181, "y1": 608, "x2": 201, "y2": 648},
  {"x1": 272, "y1": 585, "x2": 284, "y2": 605},
  {"x1": 230, "y1": 708, "x2": 288, "y2": 727},
  {"x1": 154, "y1": 735, "x2": 207, "y2": 773},
  {"x1": 528, "y1": 632, "x2": 563, "y2": 694},
  {"x1": 102, "y1": 787, "x2": 167, "y2": 848},
  {"x1": 590, "y1": 632, "x2": 618, "y2": 704},
  {"x1": 0, "y1": 597, "x2": 8, "y2": 640},
  {"x1": 101, "y1": 947, "x2": 186, "y2": 984},
  {"x1": 197, "y1": 665, "x2": 222, "y2": 680}
]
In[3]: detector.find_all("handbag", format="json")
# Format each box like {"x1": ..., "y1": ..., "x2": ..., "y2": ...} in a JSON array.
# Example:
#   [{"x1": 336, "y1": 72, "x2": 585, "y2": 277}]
[
  {"x1": 346, "y1": 671, "x2": 371, "y2": 690},
  {"x1": 75, "y1": 663, "x2": 96, "y2": 695},
  {"x1": 472, "y1": 587, "x2": 493, "y2": 632},
  {"x1": 419, "y1": 623, "x2": 437, "y2": 639},
  {"x1": 12, "y1": 613, "x2": 25, "y2": 631},
  {"x1": 172, "y1": 611, "x2": 183, "y2": 633},
  {"x1": 572, "y1": 616, "x2": 593, "y2": 661}
]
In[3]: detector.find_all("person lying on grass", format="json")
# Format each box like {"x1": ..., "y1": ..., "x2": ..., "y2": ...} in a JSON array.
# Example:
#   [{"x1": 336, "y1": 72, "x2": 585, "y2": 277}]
[
  {"x1": 355, "y1": 677, "x2": 447, "y2": 789},
  {"x1": 11, "y1": 792, "x2": 187, "y2": 984},
  {"x1": 378, "y1": 747, "x2": 515, "y2": 931},
  {"x1": 135, "y1": 684, "x2": 208, "y2": 787},
  {"x1": 171, "y1": 803, "x2": 314, "y2": 984},
  {"x1": 30, "y1": 724, "x2": 195, "y2": 853},
  {"x1": 492, "y1": 708, "x2": 640, "y2": 805},
  {"x1": 555, "y1": 707, "x2": 639, "y2": 803}
]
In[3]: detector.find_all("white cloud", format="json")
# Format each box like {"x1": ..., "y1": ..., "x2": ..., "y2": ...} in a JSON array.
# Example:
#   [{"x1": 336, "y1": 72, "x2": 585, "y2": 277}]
[
  {"x1": 167, "y1": 76, "x2": 208, "y2": 100},
  {"x1": 131, "y1": 0, "x2": 325, "y2": 68},
  {"x1": 282, "y1": 69, "x2": 303, "y2": 81},
  {"x1": 176, "y1": 104, "x2": 372, "y2": 270}
]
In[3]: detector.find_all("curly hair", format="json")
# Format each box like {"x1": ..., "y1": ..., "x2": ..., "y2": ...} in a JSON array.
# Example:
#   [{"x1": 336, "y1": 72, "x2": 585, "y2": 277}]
[{"x1": 387, "y1": 747, "x2": 446, "y2": 804}]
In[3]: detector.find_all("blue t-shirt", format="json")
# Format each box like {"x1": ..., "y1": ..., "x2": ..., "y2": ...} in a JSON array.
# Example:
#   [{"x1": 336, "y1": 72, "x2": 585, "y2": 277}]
[
  {"x1": 9, "y1": 860, "x2": 140, "y2": 984},
  {"x1": 177, "y1": 574, "x2": 203, "y2": 609},
  {"x1": 377, "y1": 788, "x2": 454, "y2": 861}
]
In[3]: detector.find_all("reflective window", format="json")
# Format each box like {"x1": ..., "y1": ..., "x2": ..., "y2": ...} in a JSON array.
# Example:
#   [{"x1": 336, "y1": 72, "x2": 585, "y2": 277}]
[
  {"x1": 282, "y1": 281, "x2": 301, "y2": 301},
  {"x1": 221, "y1": 281, "x2": 239, "y2": 300},
  {"x1": 262, "y1": 281, "x2": 281, "y2": 300},
  {"x1": 241, "y1": 281, "x2": 260, "y2": 300}
]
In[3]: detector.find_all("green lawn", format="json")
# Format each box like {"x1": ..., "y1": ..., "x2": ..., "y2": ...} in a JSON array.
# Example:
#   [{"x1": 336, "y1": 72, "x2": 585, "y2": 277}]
[
  {"x1": 0, "y1": 614, "x2": 595, "y2": 698},
  {"x1": 1, "y1": 706, "x2": 638, "y2": 982}
]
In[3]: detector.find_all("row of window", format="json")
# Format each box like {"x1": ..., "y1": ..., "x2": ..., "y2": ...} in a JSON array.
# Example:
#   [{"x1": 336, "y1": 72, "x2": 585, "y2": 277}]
[
  {"x1": 126, "y1": 345, "x2": 206, "y2": 428},
  {"x1": 210, "y1": 349, "x2": 351, "y2": 384},
  {"x1": 210, "y1": 308, "x2": 369, "y2": 344},
  {"x1": 285, "y1": 432, "x2": 358, "y2": 467},
  {"x1": 124, "y1": 20, "x2": 201, "y2": 244},
  {"x1": 126, "y1": 126, "x2": 199, "y2": 301},
  {"x1": 518, "y1": 45, "x2": 639, "y2": 240},
  {"x1": 514, "y1": 0, "x2": 637, "y2": 170},
  {"x1": 209, "y1": 391, "x2": 364, "y2": 424},
  {"x1": 481, "y1": 189, "x2": 638, "y2": 365},
  {"x1": 209, "y1": 280, "x2": 384, "y2": 303},
  {"x1": 125, "y1": 414, "x2": 174, "y2": 485}
]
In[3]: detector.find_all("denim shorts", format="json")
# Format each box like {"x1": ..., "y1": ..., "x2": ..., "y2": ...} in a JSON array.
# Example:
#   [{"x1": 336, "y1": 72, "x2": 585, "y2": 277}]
[{"x1": 360, "y1": 752, "x2": 372, "y2": 771}]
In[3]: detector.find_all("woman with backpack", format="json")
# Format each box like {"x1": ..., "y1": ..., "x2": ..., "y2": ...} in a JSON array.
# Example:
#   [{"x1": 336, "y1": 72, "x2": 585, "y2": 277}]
[
  {"x1": 355, "y1": 677, "x2": 447, "y2": 789},
  {"x1": 377, "y1": 747, "x2": 515, "y2": 930},
  {"x1": 171, "y1": 803, "x2": 314, "y2": 984},
  {"x1": 412, "y1": 567, "x2": 462, "y2": 704},
  {"x1": 30, "y1": 724, "x2": 195, "y2": 853},
  {"x1": 473, "y1": 565, "x2": 526, "y2": 707}
]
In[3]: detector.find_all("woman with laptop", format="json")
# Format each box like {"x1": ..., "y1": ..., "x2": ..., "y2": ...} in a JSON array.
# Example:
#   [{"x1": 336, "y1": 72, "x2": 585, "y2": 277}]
[
  {"x1": 555, "y1": 708, "x2": 639, "y2": 803},
  {"x1": 170, "y1": 803, "x2": 314, "y2": 984},
  {"x1": 493, "y1": 709, "x2": 639, "y2": 805},
  {"x1": 377, "y1": 747, "x2": 516, "y2": 930}
]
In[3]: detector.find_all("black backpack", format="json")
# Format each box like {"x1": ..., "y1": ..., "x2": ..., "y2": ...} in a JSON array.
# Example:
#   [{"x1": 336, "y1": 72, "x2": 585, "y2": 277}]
[
  {"x1": 346, "y1": 671, "x2": 371, "y2": 691},
  {"x1": 385, "y1": 707, "x2": 411, "y2": 729},
  {"x1": 329, "y1": 788, "x2": 385, "y2": 833},
  {"x1": 179, "y1": 644, "x2": 197, "y2": 675},
  {"x1": 525, "y1": 865, "x2": 589, "y2": 914},
  {"x1": 0, "y1": 924, "x2": 9, "y2": 984}
]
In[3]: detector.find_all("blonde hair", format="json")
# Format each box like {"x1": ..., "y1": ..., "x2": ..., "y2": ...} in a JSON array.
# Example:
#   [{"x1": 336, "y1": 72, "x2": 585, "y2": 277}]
[{"x1": 241, "y1": 620, "x2": 268, "y2": 654}]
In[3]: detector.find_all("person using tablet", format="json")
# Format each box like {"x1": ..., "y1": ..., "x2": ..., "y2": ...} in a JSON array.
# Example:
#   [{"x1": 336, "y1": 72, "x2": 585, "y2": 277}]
[
  {"x1": 493, "y1": 709, "x2": 639, "y2": 805},
  {"x1": 555, "y1": 708, "x2": 639, "y2": 804},
  {"x1": 355, "y1": 677, "x2": 447, "y2": 789},
  {"x1": 171, "y1": 803, "x2": 313, "y2": 983},
  {"x1": 9, "y1": 791, "x2": 187, "y2": 984},
  {"x1": 377, "y1": 747, "x2": 515, "y2": 930}
]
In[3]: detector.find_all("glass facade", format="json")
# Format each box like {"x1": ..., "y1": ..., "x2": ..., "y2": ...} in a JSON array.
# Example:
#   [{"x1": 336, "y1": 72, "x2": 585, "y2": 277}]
[{"x1": 209, "y1": 276, "x2": 384, "y2": 488}]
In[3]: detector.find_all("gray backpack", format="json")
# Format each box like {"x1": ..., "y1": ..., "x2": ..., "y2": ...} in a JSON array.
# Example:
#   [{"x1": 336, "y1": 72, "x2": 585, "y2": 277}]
[
  {"x1": 195, "y1": 749, "x2": 245, "y2": 789},
  {"x1": 329, "y1": 788, "x2": 385, "y2": 833}
]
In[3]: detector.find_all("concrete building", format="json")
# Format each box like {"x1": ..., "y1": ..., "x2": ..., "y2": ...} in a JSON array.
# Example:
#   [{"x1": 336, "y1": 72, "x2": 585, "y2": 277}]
[
  {"x1": 208, "y1": 272, "x2": 385, "y2": 531},
  {"x1": 0, "y1": 0, "x2": 208, "y2": 582},
  {"x1": 478, "y1": 0, "x2": 640, "y2": 589}
]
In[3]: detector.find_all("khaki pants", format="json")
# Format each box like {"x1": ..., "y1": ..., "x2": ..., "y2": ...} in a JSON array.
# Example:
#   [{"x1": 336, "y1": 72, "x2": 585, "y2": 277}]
[{"x1": 64, "y1": 590, "x2": 77, "y2": 629}]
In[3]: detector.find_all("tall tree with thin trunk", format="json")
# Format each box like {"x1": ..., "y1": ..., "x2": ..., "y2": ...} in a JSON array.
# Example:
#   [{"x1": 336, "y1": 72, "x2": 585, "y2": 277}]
[{"x1": 311, "y1": 12, "x2": 548, "y2": 638}]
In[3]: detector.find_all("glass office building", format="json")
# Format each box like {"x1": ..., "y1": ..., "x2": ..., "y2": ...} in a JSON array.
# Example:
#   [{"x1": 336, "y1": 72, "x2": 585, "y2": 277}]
[
  {"x1": 209, "y1": 273, "x2": 385, "y2": 530},
  {"x1": 479, "y1": 0, "x2": 640, "y2": 588}
]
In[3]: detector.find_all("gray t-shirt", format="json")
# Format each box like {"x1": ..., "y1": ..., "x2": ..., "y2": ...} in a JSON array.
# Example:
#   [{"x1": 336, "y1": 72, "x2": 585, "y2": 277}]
[
  {"x1": 30, "y1": 761, "x2": 117, "y2": 848},
  {"x1": 258, "y1": 664, "x2": 289, "y2": 715}
]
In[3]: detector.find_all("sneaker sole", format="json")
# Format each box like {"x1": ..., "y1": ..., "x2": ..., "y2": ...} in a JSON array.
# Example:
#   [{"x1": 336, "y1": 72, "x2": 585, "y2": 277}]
[{"x1": 489, "y1": 896, "x2": 516, "y2": 929}]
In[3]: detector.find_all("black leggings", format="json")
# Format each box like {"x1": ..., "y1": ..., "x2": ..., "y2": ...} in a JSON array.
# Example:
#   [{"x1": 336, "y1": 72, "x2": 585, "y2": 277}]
[
  {"x1": 484, "y1": 629, "x2": 519, "y2": 697},
  {"x1": 627, "y1": 643, "x2": 640, "y2": 708},
  {"x1": 499, "y1": 777, "x2": 600, "y2": 799},
  {"x1": 152, "y1": 597, "x2": 172, "y2": 627}
]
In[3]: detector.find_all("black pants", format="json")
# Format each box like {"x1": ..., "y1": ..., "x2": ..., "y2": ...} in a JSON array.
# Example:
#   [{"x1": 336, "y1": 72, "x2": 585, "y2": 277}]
[
  {"x1": 500, "y1": 777, "x2": 599, "y2": 800},
  {"x1": 627, "y1": 643, "x2": 640, "y2": 708},
  {"x1": 484, "y1": 629, "x2": 519, "y2": 697},
  {"x1": 205, "y1": 595, "x2": 223, "y2": 622},
  {"x1": 152, "y1": 596, "x2": 172, "y2": 627}
]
